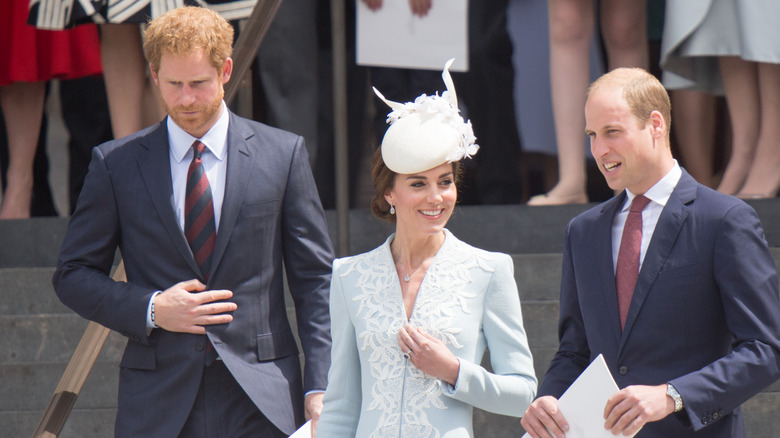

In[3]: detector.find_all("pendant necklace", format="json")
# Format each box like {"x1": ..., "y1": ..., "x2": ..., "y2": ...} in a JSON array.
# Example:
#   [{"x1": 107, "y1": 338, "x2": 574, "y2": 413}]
[{"x1": 403, "y1": 260, "x2": 426, "y2": 282}]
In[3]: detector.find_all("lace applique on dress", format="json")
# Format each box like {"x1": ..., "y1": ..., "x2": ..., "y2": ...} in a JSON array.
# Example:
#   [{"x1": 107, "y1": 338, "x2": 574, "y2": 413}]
[{"x1": 339, "y1": 234, "x2": 495, "y2": 438}]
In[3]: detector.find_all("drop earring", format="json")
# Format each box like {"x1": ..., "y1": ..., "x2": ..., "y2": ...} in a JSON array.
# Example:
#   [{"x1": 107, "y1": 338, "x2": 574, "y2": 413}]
[{"x1": 390, "y1": 204, "x2": 395, "y2": 215}]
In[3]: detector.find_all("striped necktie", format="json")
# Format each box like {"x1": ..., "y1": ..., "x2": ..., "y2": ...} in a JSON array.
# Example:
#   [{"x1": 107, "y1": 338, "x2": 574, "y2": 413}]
[{"x1": 184, "y1": 140, "x2": 216, "y2": 280}]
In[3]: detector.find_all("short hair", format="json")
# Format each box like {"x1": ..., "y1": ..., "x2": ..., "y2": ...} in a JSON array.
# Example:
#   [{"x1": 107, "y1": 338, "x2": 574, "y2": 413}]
[
  {"x1": 143, "y1": 6, "x2": 234, "y2": 74},
  {"x1": 369, "y1": 148, "x2": 462, "y2": 223},
  {"x1": 588, "y1": 68, "x2": 671, "y2": 141}
]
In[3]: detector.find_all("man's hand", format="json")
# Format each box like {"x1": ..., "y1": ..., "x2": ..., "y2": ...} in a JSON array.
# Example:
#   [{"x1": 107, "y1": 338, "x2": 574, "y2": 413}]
[
  {"x1": 397, "y1": 325, "x2": 459, "y2": 385},
  {"x1": 361, "y1": 0, "x2": 432, "y2": 16},
  {"x1": 409, "y1": 0, "x2": 432, "y2": 17},
  {"x1": 304, "y1": 392, "x2": 324, "y2": 438},
  {"x1": 603, "y1": 384, "x2": 674, "y2": 436},
  {"x1": 521, "y1": 396, "x2": 569, "y2": 438},
  {"x1": 153, "y1": 279, "x2": 236, "y2": 333},
  {"x1": 361, "y1": 0, "x2": 382, "y2": 11}
]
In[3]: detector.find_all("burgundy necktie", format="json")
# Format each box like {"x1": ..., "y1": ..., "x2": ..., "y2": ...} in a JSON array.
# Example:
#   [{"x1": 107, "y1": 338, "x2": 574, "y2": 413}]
[
  {"x1": 615, "y1": 195, "x2": 651, "y2": 330},
  {"x1": 184, "y1": 140, "x2": 216, "y2": 280}
]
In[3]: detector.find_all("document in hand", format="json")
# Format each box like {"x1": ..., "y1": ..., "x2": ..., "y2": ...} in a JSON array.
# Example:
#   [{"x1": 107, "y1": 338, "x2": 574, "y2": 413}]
[
  {"x1": 356, "y1": 0, "x2": 469, "y2": 72},
  {"x1": 289, "y1": 420, "x2": 310, "y2": 438},
  {"x1": 522, "y1": 354, "x2": 637, "y2": 438}
]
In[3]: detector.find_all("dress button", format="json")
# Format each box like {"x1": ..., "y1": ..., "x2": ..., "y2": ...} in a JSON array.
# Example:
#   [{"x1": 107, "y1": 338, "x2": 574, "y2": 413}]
[
  {"x1": 196, "y1": 344, "x2": 205, "y2": 351},
  {"x1": 619, "y1": 366, "x2": 628, "y2": 375}
]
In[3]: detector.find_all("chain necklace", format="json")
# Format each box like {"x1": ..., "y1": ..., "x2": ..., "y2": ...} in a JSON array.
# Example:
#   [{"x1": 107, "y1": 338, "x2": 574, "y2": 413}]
[
  {"x1": 391, "y1": 238, "x2": 439, "y2": 283},
  {"x1": 402, "y1": 260, "x2": 426, "y2": 282}
]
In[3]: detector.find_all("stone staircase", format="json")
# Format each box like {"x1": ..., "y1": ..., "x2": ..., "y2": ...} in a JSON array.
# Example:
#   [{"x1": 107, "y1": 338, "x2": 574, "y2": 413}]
[
  {"x1": 2, "y1": 200, "x2": 780, "y2": 437},
  {"x1": 1, "y1": 218, "x2": 118, "y2": 437}
]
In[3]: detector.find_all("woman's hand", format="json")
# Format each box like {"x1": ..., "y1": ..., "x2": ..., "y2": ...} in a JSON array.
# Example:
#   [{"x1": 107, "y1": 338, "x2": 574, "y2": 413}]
[{"x1": 398, "y1": 324, "x2": 459, "y2": 385}]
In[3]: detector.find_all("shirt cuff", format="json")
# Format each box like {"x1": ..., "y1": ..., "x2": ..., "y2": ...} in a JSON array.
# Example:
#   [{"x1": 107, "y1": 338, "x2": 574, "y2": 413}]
[{"x1": 146, "y1": 291, "x2": 162, "y2": 331}]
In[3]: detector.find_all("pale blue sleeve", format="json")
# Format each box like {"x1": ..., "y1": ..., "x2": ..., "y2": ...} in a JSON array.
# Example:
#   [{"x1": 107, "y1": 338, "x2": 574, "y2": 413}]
[
  {"x1": 316, "y1": 260, "x2": 362, "y2": 436},
  {"x1": 443, "y1": 254, "x2": 538, "y2": 416}
]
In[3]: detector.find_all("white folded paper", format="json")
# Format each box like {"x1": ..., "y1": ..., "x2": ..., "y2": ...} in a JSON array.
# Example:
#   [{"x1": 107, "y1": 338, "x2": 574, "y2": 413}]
[
  {"x1": 356, "y1": 0, "x2": 469, "y2": 72},
  {"x1": 289, "y1": 420, "x2": 311, "y2": 438},
  {"x1": 523, "y1": 354, "x2": 637, "y2": 438}
]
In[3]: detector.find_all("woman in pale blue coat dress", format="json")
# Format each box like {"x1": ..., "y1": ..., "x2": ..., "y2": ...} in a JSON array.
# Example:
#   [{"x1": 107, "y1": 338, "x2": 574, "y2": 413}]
[{"x1": 316, "y1": 60, "x2": 537, "y2": 438}]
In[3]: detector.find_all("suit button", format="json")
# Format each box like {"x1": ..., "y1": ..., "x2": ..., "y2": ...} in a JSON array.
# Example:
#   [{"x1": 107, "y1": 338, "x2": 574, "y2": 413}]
[
  {"x1": 619, "y1": 366, "x2": 628, "y2": 375},
  {"x1": 712, "y1": 412, "x2": 719, "y2": 419},
  {"x1": 196, "y1": 344, "x2": 205, "y2": 351}
]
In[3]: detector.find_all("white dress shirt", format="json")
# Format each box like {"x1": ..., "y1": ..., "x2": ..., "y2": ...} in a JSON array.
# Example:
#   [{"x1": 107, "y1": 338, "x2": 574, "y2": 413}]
[{"x1": 611, "y1": 160, "x2": 682, "y2": 272}]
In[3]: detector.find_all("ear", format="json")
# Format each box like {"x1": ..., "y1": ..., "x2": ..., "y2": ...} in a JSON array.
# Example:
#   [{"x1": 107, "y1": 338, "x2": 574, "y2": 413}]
[
  {"x1": 384, "y1": 190, "x2": 394, "y2": 207},
  {"x1": 648, "y1": 110, "x2": 665, "y2": 139},
  {"x1": 221, "y1": 57, "x2": 233, "y2": 85},
  {"x1": 150, "y1": 63, "x2": 159, "y2": 86}
]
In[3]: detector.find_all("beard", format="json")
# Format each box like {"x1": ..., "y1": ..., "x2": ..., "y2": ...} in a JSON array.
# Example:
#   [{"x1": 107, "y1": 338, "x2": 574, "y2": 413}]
[{"x1": 163, "y1": 86, "x2": 224, "y2": 136}]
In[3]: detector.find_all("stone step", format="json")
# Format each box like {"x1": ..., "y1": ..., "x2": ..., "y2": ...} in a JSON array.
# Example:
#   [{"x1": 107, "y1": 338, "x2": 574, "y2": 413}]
[
  {"x1": 742, "y1": 392, "x2": 780, "y2": 438},
  {"x1": 0, "y1": 217, "x2": 68, "y2": 268},
  {"x1": 513, "y1": 254, "x2": 562, "y2": 302},
  {"x1": 2, "y1": 408, "x2": 116, "y2": 438},
  {"x1": 0, "y1": 314, "x2": 125, "y2": 365},
  {"x1": 0, "y1": 362, "x2": 118, "y2": 413},
  {"x1": 0, "y1": 267, "x2": 66, "y2": 315}
]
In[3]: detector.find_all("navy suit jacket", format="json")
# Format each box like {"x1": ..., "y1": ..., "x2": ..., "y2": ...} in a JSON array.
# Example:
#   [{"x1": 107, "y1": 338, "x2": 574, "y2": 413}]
[
  {"x1": 53, "y1": 112, "x2": 334, "y2": 437},
  {"x1": 538, "y1": 170, "x2": 780, "y2": 437}
]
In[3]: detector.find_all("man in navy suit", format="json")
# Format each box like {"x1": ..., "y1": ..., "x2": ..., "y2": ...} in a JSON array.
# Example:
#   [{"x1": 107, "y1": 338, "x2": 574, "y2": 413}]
[
  {"x1": 53, "y1": 7, "x2": 333, "y2": 437},
  {"x1": 521, "y1": 68, "x2": 780, "y2": 437}
]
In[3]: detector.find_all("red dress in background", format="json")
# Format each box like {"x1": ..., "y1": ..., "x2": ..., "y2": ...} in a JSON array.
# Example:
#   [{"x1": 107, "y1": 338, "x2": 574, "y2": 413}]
[{"x1": 0, "y1": 0, "x2": 102, "y2": 86}]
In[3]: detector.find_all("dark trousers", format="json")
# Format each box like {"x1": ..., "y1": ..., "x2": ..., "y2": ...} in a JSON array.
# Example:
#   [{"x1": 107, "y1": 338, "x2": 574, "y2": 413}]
[{"x1": 178, "y1": 360, "x2": 286, "y2": 438}]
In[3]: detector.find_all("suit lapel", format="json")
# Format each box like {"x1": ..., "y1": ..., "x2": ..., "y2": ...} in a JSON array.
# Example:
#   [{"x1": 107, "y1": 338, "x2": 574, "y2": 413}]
[
  {"x1": 210, "y1": 113, "x2": 253, "y2": 278},
  {"x1": 619, "y1": 171, "x2": 697, "y2": 349},
  {"x1": 596, "y1": 194, "x2": 627, "y2": 347},
  {"x1": 136, "y1": 122, "x2": 201, "y2": 274}
]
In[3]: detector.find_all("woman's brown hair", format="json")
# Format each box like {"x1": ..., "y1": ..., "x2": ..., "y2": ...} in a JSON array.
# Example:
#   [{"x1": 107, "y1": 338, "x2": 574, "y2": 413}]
[{"x1": 369, "y1": 148, "x2": 462, "y2": 223}]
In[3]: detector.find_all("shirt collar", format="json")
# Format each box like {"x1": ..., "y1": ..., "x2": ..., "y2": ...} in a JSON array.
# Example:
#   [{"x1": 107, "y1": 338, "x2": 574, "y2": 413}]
[
  {"x1": 168, "y1": 102, "x2": 229, "y2": 163},
  {"x1": 622, "y1": 160, "x2": 682, "y2": 212}
]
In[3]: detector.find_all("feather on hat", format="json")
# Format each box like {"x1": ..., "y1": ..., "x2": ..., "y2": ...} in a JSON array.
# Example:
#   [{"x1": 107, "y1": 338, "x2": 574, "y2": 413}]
[{"x1": 374, "y1": 59, "x2": 479, "y2": 174}]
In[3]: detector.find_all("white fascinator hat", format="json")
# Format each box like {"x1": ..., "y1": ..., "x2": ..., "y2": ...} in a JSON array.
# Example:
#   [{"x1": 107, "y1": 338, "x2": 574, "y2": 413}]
[{"x1": 373, "y1": 59, "x2": 479, "y2": 175}]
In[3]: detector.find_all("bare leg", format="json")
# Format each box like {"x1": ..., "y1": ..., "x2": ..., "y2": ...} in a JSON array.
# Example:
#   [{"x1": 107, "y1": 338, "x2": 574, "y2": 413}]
[
  {"x1": 600, "y1": 0, "x2": 649, "y2": 70},
  {"x1": 737, "y1": 62, "x2": 780, "y2": 198},
  {"x1": 528, "y1": 0, "x2": 593, "y2": 205},
  {"x1": 671, "y1": 89, "x2": 716, "y2": 187},
  {"x1": 717, "y1": 56, "x2": 760, "y2": 195},
  {"x1": 101, "y1": 23, "x2": 164, "y2": 139},
  {"x1": 0, "y1": 81, "x2": 46, "y2": 219}
]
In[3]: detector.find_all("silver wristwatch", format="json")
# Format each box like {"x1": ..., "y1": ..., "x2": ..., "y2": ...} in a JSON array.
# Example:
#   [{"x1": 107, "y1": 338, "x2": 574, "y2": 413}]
[{"x1": 666, "y1": 383, "x2": 684, "y2": 412}]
